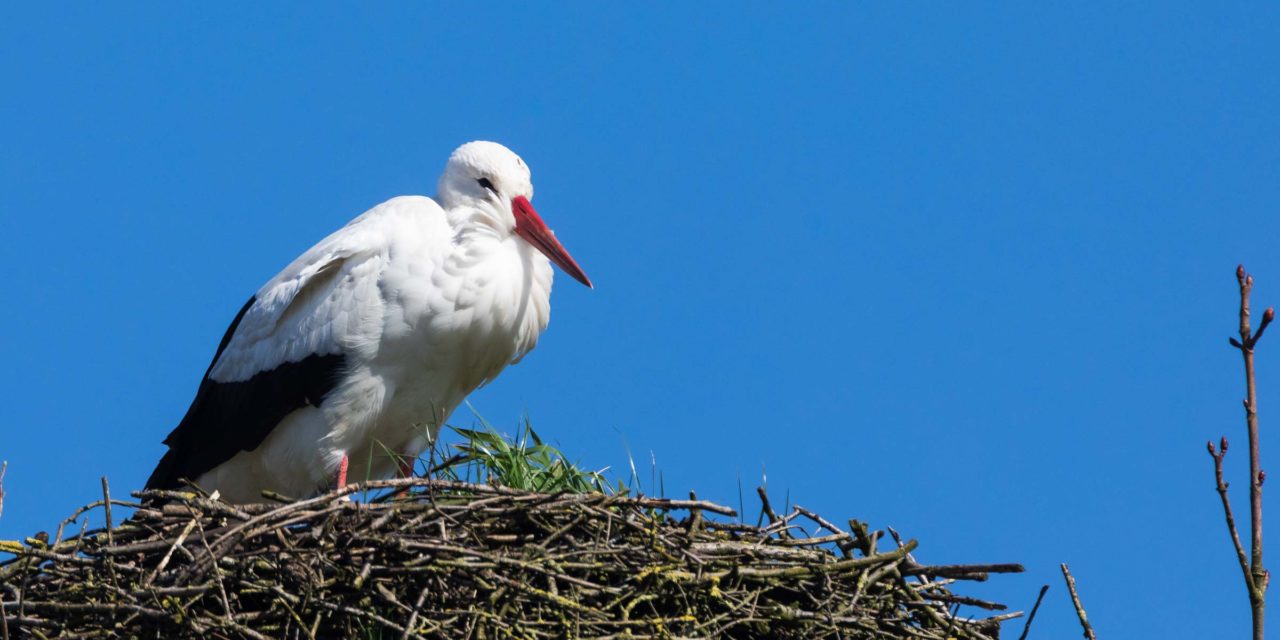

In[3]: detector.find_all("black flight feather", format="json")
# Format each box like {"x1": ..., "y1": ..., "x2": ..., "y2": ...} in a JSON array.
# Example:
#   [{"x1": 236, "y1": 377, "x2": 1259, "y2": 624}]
[{"x1": 145, "y1": 296, "x2": 346, "y2": 490}]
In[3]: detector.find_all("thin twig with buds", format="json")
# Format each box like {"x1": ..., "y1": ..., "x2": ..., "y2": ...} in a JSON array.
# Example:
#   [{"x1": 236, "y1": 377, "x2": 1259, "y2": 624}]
[{"x1": 1210, "y1": 264, "x2": 1273, "y2": 640}]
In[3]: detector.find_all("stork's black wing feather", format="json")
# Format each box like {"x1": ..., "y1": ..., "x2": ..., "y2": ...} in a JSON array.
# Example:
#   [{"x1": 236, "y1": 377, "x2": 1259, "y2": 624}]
[{"x1": 145, "y1": 296, "x2": 345, "y2": 490}]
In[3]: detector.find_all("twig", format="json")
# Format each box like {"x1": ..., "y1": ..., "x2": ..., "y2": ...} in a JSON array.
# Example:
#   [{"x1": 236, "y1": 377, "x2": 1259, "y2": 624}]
[
  {"x1": 100, "y1": 477, "x2": 113, "y2": 547},
  {"x1": 144, "y1": 518, "x2": 198, "y2": 586},
  {"x1": 1060, "y1": 564, "x2": 1096, "y2": 640},
  {"x1": 399, "y1": 585, "x2": 431, "y2": 640},
  {"x1": 0, "y1": 461, "x2": 7, "y2": 520},
  {"x1": 1015, "y1": 585, "x2": 1049, "y2": 640},
  {"x1": 100, "y1": 477, "x2": 118, "y2": 593},
  {"x1": 686, "y1": 490, "x2": 704, "y2": 533},
  {"x1": 902, "y1": 562, "x2": 1024, "y2": 578},
  {"x1": 756, "y1": 486, "x2": 781, "y2": 526},
  {"x1": 1209, "y1": 438, "x2": 1254, "y2": 591},
  {"x1": 1215, "y1": 265, "x2": 1272, "y2": 640}
]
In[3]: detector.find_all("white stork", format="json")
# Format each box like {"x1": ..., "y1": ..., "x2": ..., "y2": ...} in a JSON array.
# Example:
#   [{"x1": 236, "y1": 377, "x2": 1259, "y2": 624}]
[{"x1": 146, "y1": 141, "x2": 591, "y2": 503}]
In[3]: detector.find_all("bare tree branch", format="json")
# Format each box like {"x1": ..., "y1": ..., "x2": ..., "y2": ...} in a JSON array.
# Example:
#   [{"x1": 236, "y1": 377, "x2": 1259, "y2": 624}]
[
  {"x1": 1219, "y1": 265, "x2": 1272, "y2": 640},
  {"x1": 1209, "y1": 438, "x2": 1256, "y2": 592}
]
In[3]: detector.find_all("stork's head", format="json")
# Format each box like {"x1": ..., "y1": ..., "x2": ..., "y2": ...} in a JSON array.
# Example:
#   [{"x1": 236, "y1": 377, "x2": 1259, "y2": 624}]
[{"x1": 438, "y1": 141, "x2": 592, "y2": 288}]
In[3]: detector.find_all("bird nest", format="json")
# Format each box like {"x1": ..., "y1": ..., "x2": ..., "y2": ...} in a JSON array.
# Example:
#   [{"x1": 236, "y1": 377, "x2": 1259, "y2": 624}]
[{"x1": 0, "y1": 478, "x2": 1023, "y2": 639}]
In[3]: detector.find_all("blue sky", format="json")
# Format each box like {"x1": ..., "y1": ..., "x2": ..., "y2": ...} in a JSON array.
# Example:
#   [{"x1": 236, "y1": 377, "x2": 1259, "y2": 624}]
[{"x1": 2, "y1": 3, "x2": 1278, "y2": 637}]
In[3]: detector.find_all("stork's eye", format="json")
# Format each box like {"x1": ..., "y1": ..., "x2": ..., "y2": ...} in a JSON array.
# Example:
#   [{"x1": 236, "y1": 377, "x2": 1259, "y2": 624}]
[{"x1": 476, "y1": 177, "x2": 497, "y2": 194}]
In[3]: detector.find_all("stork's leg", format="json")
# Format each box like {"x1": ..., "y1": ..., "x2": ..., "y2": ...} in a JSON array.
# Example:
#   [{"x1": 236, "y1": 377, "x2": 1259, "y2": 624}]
[
  {"x1": 336, "y1": 455, "x2": 349, "y2": 490},
  {"x1": 398, "y1": 457, "x2": 416, "y2": 479},
  {"x1": 391, "y1": 456, "x2": 416, "y2": 498}
]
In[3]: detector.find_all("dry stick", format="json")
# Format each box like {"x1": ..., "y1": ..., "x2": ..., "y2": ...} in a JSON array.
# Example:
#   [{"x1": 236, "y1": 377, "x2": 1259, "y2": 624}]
[
  {"x1": 686, "y1": 490, "x2": 703, "y2": 533},
  {"x1": 902, "y1": 563, "x2": 1024, "y2": 578},
  {"x1": 1218, "y1": 265, "x2": 1273, "y2": 640},
  {"x1": 399, "y1": 585, "x2": 431, "y2": 640},
  {"x1": 1060, "y1": 564, "x2": 1096, "y2": 640},
  {"x1": 0, "y1": 461, "x2": 7, "y2": 521},
  {"x1": 1015, "y1": 585, "x2": 1049, "y2": 640},
  {"x1": 756, "y1": 486, "x2": 781, "y2": 526},
  {"x1": 191, "y1": 516, "x2": 236, "y2": 630},
  {"x1": 0, "y1": 519, "x2": 7, "y2": 640},
  {"x1": 145, "y1": 518, "x2": 198, "y2": 586},
  {"x1": 100, "y1": 477, "x2": 114, "y2": 546},
  {"x1": 99, "y1": 476, "x2": 120, "y2": 600}
]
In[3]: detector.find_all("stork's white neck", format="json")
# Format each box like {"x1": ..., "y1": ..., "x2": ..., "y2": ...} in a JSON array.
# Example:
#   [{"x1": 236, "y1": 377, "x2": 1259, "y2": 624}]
[
  {"x1": 439, "y1": 209, "x2": 554, "y2": 368},
  {"x1": 444, "y1": 201, "x2": 511, "y2": 243}
]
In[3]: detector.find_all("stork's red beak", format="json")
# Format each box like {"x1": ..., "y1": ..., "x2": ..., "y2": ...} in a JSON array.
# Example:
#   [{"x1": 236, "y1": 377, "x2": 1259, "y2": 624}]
[{"x1": 512, "y1": 195, "x2": 593, "y2": 288}]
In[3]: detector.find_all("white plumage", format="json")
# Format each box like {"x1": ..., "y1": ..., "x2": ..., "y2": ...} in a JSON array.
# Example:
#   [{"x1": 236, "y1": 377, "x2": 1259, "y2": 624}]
[{"x1": 147, "y1": 141, "x2": 591, "y2": 503}]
